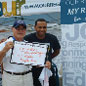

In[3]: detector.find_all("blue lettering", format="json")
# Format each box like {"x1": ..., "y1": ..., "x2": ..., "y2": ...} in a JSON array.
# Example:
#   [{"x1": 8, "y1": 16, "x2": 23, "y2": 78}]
[
  {"x1": 80, "y1": 24, "x2": 86, "y2": 39},
  {"x1": 63, "y1": 72, "x2": 74, "y2": 86},
  {"x1": 63, "y1": 72, "x2": 85, "y2": 86},
  {"x1": 66, "y1": 24, "x2": 79, "y2": 41},
  {"x1": 75, "y1": 73, "x2": 85, "y2": 86},
  {"x1": 29, "y1": 3, "x2": 58, "y2": 8},
  {"x1": 0, "y1": 2, "x2": 3, "y2": 16}
]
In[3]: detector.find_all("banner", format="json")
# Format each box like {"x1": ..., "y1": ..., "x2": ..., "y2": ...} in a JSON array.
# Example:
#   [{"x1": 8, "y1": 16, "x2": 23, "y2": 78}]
[
  {"x1": 0, "y1": 0, "x2": 60, "y2": 17},
  {"x1": 61, "y1": 0, "x2": 86, "y2": 86},
  {"x1": 11, "y1": 41, "x2": 47, "y2": 66}
]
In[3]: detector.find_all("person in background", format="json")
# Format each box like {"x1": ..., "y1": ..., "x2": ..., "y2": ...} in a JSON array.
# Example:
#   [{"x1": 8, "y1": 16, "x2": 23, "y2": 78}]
[
  {"x1": 24, "y1": 18, "x2": 61, "y2": 86},
  {"x1": 0, "y1": 20, "x2": 33, "y2": 86}
]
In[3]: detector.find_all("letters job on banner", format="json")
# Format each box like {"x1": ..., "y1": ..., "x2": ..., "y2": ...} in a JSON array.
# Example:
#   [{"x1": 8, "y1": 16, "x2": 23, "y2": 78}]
[{"x1": 11, "y1": 41, "x2": 47, "y2": 66}]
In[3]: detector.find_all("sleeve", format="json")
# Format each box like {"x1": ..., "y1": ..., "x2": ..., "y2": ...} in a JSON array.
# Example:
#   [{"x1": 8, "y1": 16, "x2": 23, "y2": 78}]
[
  {"x1": 0, "y1": 42, "x2": 6, "y2": 51},
  {"x1": 52, "y1": 36, "x2": 61, "y2": 50},
  {"x1": 0, "y1": 37, "x2": 13, "y2": 51},
  {"x1": 0, "y1": 42, "x2": 6, "y2": 63}
]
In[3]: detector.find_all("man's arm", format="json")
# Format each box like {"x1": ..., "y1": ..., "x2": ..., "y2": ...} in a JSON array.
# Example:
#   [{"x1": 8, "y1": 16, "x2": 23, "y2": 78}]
[
  {"x1": 51, "y1": 49, "x2": 60, "y2": 58},
  {"x1": 0, "y1": 48, "x2": 7, "y2": 64},
  {"x1": 0, "y1": 42, "x2": 14, "y2": 64},
  {"x1": 45, "y1": 49, "x2": 60, "y2": 69}
]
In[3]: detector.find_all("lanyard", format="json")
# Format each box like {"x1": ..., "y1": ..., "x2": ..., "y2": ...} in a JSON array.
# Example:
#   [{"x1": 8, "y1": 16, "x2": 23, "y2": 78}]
[{"x1": 12, "y1": 37, "x2": 16, "y2": 41}]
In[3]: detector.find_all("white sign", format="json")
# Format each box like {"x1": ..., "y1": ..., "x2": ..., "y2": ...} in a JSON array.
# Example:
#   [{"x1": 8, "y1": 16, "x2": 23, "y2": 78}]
[
  {"x1": 21, "y1": 0, "x2": 60, "y2": 16},
  {"x1": 11, "y1": 41, "x2": 47, "y2": 66}
]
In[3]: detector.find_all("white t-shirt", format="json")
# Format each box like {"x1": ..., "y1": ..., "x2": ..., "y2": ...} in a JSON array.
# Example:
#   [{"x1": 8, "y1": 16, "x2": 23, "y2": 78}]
[{"x1": 0, "y1": 37, "x2": 31, "y2": 73}]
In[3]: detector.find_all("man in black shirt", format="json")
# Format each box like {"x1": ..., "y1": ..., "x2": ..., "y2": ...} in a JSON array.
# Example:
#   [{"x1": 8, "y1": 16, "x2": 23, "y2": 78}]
[{"x1": 24, "y1": 18, "x2": 61, "y2": 86}]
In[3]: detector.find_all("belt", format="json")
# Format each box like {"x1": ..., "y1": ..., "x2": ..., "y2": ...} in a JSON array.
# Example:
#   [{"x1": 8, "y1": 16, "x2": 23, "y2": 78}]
[
  {"x1": 33, "y1": 66, "x2": 43, "y2": 68},
  {"x1": 4, "y1": 70, "x2": 32, "y2": 75}
]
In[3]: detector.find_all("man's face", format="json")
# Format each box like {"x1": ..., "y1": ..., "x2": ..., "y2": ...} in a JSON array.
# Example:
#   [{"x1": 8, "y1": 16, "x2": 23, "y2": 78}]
[
  {"x1": 12, "y1": 25, "x2": 26, "y2": 39},
  {"x1": 35, "y1": 21, "x2": 47, "y2": 38}
]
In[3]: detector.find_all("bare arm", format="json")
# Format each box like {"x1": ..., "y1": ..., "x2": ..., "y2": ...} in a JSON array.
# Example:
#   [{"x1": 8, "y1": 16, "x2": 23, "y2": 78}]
[
  {"x1": 45, "y1": 49, "x2": 60, "y2": 69},
  {"x1": 51, "y1": 49, "x2": 60, "y2": 58},
  {"x1": 0, "y1": 42, "x2": 14, "y2": 64},
  {"x1": 0, "y1": 47, "x2": 7, "y2": 64}
]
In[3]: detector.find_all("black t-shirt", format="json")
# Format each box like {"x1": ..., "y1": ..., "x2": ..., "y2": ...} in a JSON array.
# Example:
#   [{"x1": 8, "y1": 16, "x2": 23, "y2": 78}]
[{"x1": 24, "y1": 32, "x2": 61, "y2": 62}]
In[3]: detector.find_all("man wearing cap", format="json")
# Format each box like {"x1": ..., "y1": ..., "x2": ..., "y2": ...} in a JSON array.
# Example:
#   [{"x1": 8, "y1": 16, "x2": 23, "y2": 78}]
[{"x1": 0, "y1": 20, "x2": 33, "y2": 86}]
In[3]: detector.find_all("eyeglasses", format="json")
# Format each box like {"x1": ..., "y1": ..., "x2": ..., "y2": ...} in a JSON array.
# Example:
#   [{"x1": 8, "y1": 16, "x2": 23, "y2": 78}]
[
  {"x1": 38, "y1": 26, "x2": 47, "y2": 29},
  {"x1": 16, "y1": 28, "x2": 26, "y2": 31}
]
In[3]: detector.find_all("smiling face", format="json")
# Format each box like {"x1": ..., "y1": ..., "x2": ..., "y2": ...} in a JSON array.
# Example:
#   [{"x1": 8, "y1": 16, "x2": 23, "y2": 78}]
[
  {"x1": 12, "y1": 25, "x2": 26, "y2": 41},
  {"x1": 35, "y1": 21, "x2": 47, "y2": 39}
]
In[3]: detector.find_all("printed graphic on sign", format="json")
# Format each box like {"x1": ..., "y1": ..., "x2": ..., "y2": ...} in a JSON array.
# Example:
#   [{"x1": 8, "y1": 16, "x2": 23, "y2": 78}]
[{"x1": 11, "y1": 41, "x2": 47, "y2": 66}]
